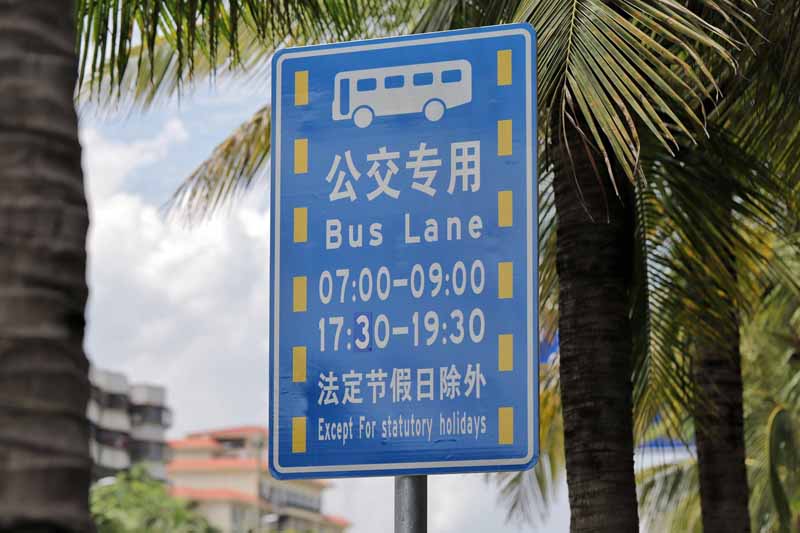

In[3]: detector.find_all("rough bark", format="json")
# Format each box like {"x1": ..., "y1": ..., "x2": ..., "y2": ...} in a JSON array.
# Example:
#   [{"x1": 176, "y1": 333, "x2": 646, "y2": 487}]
[
  {"x1": 553, "y1": 124, "x2": 639, "y2": 532},
  {"x1": 693, "y1": 203, "x2": 751, "y2": 533},
  {"x1": 0, "y1": 1, "x2": 92, "y2": 532},
  {"x1": 694, "y1": 331, "x2": 751, "y2": 533}
]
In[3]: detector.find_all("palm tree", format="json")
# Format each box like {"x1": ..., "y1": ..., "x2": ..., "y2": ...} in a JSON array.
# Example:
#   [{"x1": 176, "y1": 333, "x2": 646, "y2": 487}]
[
  {"x1": 631, "y1": 128, "x2": 790, "y2": 530},
  {"x1": 0, "y1": 1, "x2": 92, "y2": 532},
  {"x1": 638, "y1": 240, "x2": 800, "y2": 533},
  {"x1": 75, "y1": 1, "x2": 769, "y2": 531},
  {"x1": 633, "y1": 2, "x2": 800, "y2": 528},
  {"x1": 635, "y1": 3, "x2": 800, "y2": 530},
  {"x1": 410, "y1": 3, "x2": 758, "y2": 530}
]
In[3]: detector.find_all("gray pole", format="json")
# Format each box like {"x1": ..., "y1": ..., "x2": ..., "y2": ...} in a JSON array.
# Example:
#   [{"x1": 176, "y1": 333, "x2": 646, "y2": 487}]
[{"x1": 395, "y1": 475, "x2": 427, "y2": 533}]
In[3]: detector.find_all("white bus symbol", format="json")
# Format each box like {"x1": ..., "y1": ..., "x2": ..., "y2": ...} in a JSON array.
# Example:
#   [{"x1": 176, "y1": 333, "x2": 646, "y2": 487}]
[{"x1": 332, "y1": 60, "x2": 472, "y2": 128}]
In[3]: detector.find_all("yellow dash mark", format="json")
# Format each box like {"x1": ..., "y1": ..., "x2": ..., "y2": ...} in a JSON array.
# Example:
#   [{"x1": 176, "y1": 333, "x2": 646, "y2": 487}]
[
  {"x1": 295, "y1": 71, "x2": 309, "y2": 106},
  {"x1": 293, "y1": 207, "x2": 308, "y2": 243},
  {"x1": 498, "y1": 334, "x2": 514, "y2": 372},
  {"x1": 294, "y1": 138, "x2": 308, "y2": 174},
  {"x1": 497, "y1": 49, "x2": 512, "y2": 86},
  {"x1": 292, "y1": 417, "x2": 307, "y2": 453},
  {"x1": 293, "y1": 276, "x2": 307, "y2": 312},
  {"x1": 498, "y1": 407, "x2": 514, "y2": 445},
  {"x1": 292, "y1": 346, "x2": 307, "y2": 382},
  {"x1": 498, "y1": 191, "x2": 513, "y2": 228},
  {"x1": 497, "y1": 120, "x2": 512, "y2": 156},
  {"x1": 498, "y1": 262, "x2": 513, "y2": 299}
]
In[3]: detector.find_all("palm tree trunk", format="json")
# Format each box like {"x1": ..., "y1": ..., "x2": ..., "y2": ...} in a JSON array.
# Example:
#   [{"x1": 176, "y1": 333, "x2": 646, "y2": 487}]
[
  {"x1": 0, "y1": 1, "x2": 92, "y2": 532},
  {"x1": 693, "y1": 212, "x2": 751, "y2": 532},
  {"x1": 693, "y1": 336, "x2": 751, "y2": 533},
  {"x1": 553, "y1": 124, "x2": 639, "y2": 532}
]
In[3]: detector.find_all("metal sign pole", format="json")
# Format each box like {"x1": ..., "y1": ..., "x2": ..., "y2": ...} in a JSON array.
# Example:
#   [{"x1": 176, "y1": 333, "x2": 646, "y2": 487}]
[{"x1": 395, "y1": 475, "x2": 427, "y2": 533}]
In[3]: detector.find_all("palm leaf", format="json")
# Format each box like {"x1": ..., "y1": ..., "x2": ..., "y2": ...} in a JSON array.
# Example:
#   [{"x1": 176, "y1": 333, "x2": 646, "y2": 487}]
[
  {"x1": 413, "y1": 0, "x2": 519, "y2": 32},
  {"x1": 513, "y1": 0, "x2": 752, "y2": 189},
  {"x1": 766, "y1": 406, "x2": 797, "y2": 533},
  {"x1": 492, "y1": 354, "x2": 564, "y2": 527},
  {"x1": 168, "y1": 104, "x2": 271, "y2": 223},
  {"x1": 640, "y1": 237, "x2": 800, "y2": 531},
  {"x1": 78, "y1": 22, "x2": 273, "y2": 114},
  {"x1": 630, "y1": 123, "x2": 799, "y2": 448},
  {"x1": 712, "y1": 0, "x2": 800, "y2": 179},
  {"x1": 76, "y1": 0, "x2": 425, "y2": 104},
  {"x1": 637, "y1": 459, "x2": 702, "y2": 533},
  {"x1": 539, "y1": 164, "x2": 559, "y2": 341}
]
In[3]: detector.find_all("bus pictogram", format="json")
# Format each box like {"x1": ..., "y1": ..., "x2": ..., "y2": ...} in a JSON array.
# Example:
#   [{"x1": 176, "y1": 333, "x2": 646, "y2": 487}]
[{"x1": 332, "y1": 60, "x2": 472, "y2": 128}]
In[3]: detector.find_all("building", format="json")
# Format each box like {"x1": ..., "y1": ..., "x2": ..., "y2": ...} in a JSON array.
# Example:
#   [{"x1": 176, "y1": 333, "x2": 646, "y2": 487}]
[
  {"x1": 87, "y1": 366, "x2": 172, "y2": 480},
  {"x1": 168, "y1": 426, "x2": 350, "y2": 533}
]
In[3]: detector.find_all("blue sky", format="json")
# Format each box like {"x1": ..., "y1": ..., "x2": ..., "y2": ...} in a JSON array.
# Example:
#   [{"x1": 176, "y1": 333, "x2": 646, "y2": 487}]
[{"x1": 79, "y1": 78, "x2": 569, "y2": 533}]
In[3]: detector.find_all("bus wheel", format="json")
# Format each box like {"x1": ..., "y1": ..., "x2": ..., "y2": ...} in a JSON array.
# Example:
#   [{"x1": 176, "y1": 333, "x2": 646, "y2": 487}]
[
  {"x1": 353, "y1": 106, "x2": 373, "y2": 128},
  {"x1": 423, "y1": 99, "x2": 445, "y2": 122}
]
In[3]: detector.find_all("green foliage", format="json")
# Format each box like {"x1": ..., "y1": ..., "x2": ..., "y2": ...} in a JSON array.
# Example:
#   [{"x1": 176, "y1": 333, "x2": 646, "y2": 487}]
[
  {"x1": 171, "y1": 104, "x2": 272, "y2": 223},
  {"x1": 630, "y1": 125, "x2": 795, "y2": 442},
  {"x1": 516, "y1": 0, "x2": 753, "y2": 187},
  {"x1": 75, "y1": 0, "x2": 423, "y2": 93},
  {"x1": 638, "y1": 243, "x2": 800, "y2": 532},
  {"x1": 493, "y1": 353, "x2": 563, "y2": 527},
  {"x1": 743, "y1": 259, "x2": 800, "y2": 533},
  {"x1": 91, "y1": 465, "x2": 219, "y2": 533}
]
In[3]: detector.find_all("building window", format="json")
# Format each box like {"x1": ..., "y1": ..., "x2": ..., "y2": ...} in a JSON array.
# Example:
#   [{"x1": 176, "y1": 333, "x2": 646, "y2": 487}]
[
  {"x1": 91, "y1": 424, "x2": 130, "y2": 450},
  {"x1": 264, "y1": 487, "x2": 321, "y2": 512},
  {"x1": 129, "y1": 405, "x2": 171, "y2": 427},
  {"x1": 129, "y1": 440, "x2": 168, "y2": 462},
  {"x1": 92, "y1": 387, "x2": 130, "y2": 410}
]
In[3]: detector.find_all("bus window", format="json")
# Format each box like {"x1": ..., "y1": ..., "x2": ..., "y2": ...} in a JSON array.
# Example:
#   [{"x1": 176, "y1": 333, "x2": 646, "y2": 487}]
[
  {"x1": 413, "y1": 72, "x2": 434, "y2": 86},
  {"x1": 339, "y1": 78, "x2": 349, "y2": 116},
  {"x1": 442, "y1": 69, "x2": 462, "y2": 83},
  {"x1": 385, "y1": 75, "x2": 404, "y2": 89},
  {"x1": 357, "y1": 78, "x2": 377, "y2": 91}
]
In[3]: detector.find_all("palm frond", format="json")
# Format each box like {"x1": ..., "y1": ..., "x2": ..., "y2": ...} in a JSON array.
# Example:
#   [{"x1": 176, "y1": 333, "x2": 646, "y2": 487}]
[
  {"x1": 78, "y1": 22, "x2": 272, "y2": 114},
  {"x1": 711, "y1": 0, "x2": 800, "y2": 179},
  {"x1": 76, "y1": 0, "x2": 424, "y2": 102},
  {"x1": 630, "y1": 124, "x2": 798, "y2": 445},
  {"x1": 640, "y1": 239, "x2": 800, "y2": 531},
  {"x1": 539, "y1": 163, "x2": 558, "y2": 341},
  {"x1": 637, "y1": 459, "x2": 702, "y2": 533},
  {"x1": 491, "y1": 355, "x2": 564, "y2": 526},
  {"x1": 513, "y1": 0, "x2": 752, "y2": 189},
  {"x1": 766, "y1": 406, "x2": 797, "y2": 533},
  {"x1": 413, "y1": 0, "x2": 520, "y2": 32},
  {"x1": 168, "y1": 104, "x2": 271, "y2": 223}
]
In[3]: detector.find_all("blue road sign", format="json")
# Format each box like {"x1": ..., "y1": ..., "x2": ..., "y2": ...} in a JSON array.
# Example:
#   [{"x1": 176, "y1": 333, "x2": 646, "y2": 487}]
[{"x1": 269, "y1": 24, "x2": 538, "y2": 479}]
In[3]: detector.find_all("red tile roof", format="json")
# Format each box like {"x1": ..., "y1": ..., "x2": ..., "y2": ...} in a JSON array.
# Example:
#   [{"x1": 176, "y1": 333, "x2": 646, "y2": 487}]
[
  {"x1": 172, "y1": 486, "x2": 259, "y2": 506},
  {"x1": 168, "y1": 457, "x2": 331, "y2": 489},
  {"x1": 169, "y1": 457, "x2": 259, "y2": 472},
  {"x1": 187, "y1": 425, "x2": 268, "y2": 439},
  {"x1": 324, "y1": 514, "x2": 351, "y2": 528},
  {"x1": 168, "y1": 437, "x2": 223, "y2": 450}
]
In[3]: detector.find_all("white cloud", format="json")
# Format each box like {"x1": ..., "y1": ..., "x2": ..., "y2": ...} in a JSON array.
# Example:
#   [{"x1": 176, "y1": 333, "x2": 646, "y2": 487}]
[
  {"x1": 81, "y1": 117, "x2": 188, "y2": 205},
  {"x1": 82, "y1": 119, "x2": 270, "y2": 436}
]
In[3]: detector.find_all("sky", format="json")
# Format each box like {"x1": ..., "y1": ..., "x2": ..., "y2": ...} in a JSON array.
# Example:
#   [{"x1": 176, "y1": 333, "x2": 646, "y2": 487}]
[{"x1": 79, "y1": 78, "x2": 570, "y2": 532}]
